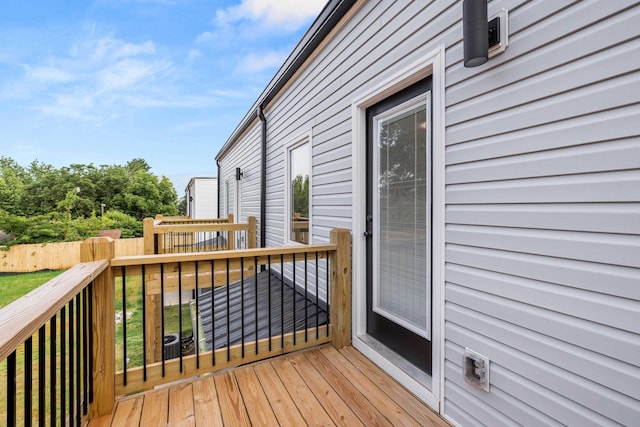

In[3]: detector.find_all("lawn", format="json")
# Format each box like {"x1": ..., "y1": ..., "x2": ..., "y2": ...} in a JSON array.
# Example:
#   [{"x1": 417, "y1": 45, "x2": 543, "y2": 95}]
[{"x1": 0, "y1": 270, "x2": 65, "y2": 308}]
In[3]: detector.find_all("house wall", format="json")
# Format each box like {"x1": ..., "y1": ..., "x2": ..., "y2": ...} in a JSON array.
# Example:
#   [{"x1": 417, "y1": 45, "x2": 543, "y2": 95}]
[
  {"x1": 218, "y1": 121, "x2": 262, "y2": 245},
  {"x1": 442, "y1": 2, "x2": 640, "y2": 425},
  {"x1": 217, "y1": 0, "x2": 640, "y2": 425},
  {"x1": 187, "y1": 178, "x2": 218, "y2": 219}
]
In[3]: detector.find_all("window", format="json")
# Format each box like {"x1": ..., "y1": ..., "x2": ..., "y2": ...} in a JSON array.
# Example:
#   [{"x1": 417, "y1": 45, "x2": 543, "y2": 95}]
[
  {"x1": 224, "y1": 180, "x2": 230, "y2": 217},
  {"x1": 286, "y1": 136, "x2": 311, "y2": 244}
]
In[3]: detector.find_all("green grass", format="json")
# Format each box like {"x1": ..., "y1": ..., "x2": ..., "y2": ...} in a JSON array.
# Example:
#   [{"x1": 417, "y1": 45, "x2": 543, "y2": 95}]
[{"x1": 0, "y1": 270, "x2": 65, "y2": 308}]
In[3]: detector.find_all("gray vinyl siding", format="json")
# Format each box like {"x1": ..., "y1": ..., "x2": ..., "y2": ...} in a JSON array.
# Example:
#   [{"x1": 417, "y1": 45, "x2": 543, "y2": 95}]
[
  {"x1": 265, "y1": 0, "x2": 442, "y2": 246},
  {"x1": 443, "y1": 0, "x2": 640, "y2": 425},
  {"x1": 216, "y1": 0, "x2": 640, "y2": 425},
  {"x1": 218, "y1": 121, "x2": 262, "y2": 245}
]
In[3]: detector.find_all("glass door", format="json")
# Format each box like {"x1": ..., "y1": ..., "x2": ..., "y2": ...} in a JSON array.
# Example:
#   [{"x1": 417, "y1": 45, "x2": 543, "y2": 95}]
[{"x1": 365, "y1": 78, "x2": 432, "y2": 374}]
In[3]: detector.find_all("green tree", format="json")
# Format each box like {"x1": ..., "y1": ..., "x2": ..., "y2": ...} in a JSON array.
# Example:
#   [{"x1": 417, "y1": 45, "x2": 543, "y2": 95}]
[
  {"x1": 102, "y1": 210, "x2": 143, "y2": 237},
  {"x1": 0, "y1": 157, "x2": 181, "y2": 246},
  {"x1": 0, "y1": 157, "x2": 27, "y2": 214},
  {"x1": 292, "y1": 174, "x2": 309, "y2": 218},
  {"x1": 158, "y1": 176, "x2": 179, "y2": 216},
  {"x1": 177, "y1": 196, "x2": 187, "y2": 216}
]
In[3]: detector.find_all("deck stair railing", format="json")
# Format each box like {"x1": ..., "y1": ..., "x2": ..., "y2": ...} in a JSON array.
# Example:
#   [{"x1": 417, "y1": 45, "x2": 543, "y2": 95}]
[{"x1": 143, "y1": 214, "x2": 257, "y2": 255}]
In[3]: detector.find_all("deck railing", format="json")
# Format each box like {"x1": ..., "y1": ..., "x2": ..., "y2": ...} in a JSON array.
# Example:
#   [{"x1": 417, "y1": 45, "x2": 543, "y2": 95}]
[
  {"x1": 0, "y1": 227, "x2": 350, "y2": 422},
  {"x1": 143, "y1": 214, "x2": 258, "y2": 255},
  {"x1": 0, "y1": 258, "x2": 111, "y2": 425}
]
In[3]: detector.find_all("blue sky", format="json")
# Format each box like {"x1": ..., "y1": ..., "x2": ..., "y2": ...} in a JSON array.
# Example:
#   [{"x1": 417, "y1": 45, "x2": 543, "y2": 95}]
[{"x1": 0, "y1": 0, "x2": 326, "y2": 194}]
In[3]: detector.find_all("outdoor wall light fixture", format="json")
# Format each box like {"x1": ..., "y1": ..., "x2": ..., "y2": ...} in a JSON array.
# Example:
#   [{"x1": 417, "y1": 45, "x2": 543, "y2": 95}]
[
  {"x1": 463, "y1": 0, "x2": 508, "y2": 67},
  {"x1": 235, "y1": 167, "x2": 243, "y2": 181}
]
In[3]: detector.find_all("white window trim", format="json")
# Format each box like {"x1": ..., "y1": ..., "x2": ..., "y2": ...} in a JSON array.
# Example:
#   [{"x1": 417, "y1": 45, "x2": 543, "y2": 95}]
[
  {"x1": 224, "y1": 180, "x2": 231, "y2": 217},
  {"x1": 351, "y1": 45, "x2": 445, "y2": 412},
  {"x1": 283, "y1": 129, "x2": 313, "y2": 246}
]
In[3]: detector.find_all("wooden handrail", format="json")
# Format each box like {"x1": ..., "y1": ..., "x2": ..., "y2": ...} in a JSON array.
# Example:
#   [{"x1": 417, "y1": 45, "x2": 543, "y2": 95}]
[
  {"x1": 143, "y1": 214, "x2": 257, "y2": 254},
  {"x1": 0, "y1": 260, "x2": 108, "y2": 362},
  {"x1": 111, "y1": 243, "x2": 337, "y2": 266},
  {"x1": 152, "y1": 223, "x2": 251, "y2": 234},
  {"x1": 155, "y1": 214, "x2": 233, "y2": 225}
]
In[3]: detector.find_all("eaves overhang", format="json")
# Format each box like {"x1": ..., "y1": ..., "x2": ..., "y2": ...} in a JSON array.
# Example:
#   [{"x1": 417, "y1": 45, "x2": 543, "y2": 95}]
[{"x1": 215, "y1": 0, "x2": 358, "y2": 162}]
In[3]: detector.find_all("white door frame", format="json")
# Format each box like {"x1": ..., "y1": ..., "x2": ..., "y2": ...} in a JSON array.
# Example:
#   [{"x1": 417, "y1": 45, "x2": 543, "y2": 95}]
[{"x1": 351, "y1": 45, "x2": 446, "y2": 412}]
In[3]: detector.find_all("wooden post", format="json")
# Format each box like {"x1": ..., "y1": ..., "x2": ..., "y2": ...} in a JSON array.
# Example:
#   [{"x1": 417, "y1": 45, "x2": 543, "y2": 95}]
[
  {"x1": 247, "y1": 216, "x2": 257, "y2": 249},
  {"x1": 143, "y1": 218, "x2": 155, "y2": 255},
  {"x1": 80, "y1": 237, "x2": 116, "y2": 418},
  {"x1": 146, "y1": 291, "x2": 163, "y2": 363},
  {"x1": 329, "y1": 228, "x2": 351, "y2": 349},
  {"x1": 227, "y1": 213, "x2": 234, "y2": 224},
  {"x1": 142, "y1": 218, "x2": 162, "y2": 362}
]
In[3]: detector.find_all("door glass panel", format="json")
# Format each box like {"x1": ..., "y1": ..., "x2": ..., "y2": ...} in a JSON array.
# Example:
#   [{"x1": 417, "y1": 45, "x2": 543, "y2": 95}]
[{"x1": 373, "y1": 96, "x2": 430, "y2": 339}]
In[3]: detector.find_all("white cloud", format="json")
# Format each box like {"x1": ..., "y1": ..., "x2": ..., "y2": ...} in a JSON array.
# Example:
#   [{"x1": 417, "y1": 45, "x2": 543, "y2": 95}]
[
  {"x1": 25, "y1": 66, "x2": 74, "y2": 83},
  {"x1": 187, "y1": 49, "x2": 201, "y2": 60},
  {"x1": 36, "y1": 91, "x2": 99, "y2": 121},
  {"x1": 215, "y1": 0, "x2": 326, "y2": 29},
  {"x1": 235, "y1": 50, "x2": 288, "y2": 74},
  {"x1": 10, "y1": 34, "x2": 184, "y2": 122},
  {"x1": 98, "y1": 58, "x2": 171, "y2": 90},
  {"x1": 120, "y1": 92, "x2": 216, "y2": 109},
  {"x1": 89, "y1": 37, "x2": 156, "y2": 61},
  {"x1": 194, "y1": 31, "x2": 215, "y2": 44}
]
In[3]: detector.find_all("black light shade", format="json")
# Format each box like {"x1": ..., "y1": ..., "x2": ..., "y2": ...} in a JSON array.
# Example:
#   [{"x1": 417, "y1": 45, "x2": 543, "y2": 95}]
[
  {"x1": 463, "y1": 0, "x2": 488, "y2": 67},
  {"x1": 235, "y1": 167, "x2": 243, "y2": 181}
]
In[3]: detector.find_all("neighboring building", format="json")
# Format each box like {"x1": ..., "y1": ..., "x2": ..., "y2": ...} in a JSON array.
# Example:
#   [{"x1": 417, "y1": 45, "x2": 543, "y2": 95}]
[
  {"x1": 215, "y1": 1, "x2": 640, "y2": 426},
  {"x1": 184, "y1": 177, "x2": 218, "y2": 219}
]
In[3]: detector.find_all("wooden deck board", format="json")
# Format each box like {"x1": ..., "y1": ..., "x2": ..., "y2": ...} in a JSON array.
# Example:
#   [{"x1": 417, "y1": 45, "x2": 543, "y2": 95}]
[
  {"x1": 234, "y1": 365, "x2": 280, "y2": 426},
  {"x1": 87, "y1": 345, "x2": 450, "y2": 427},
  {"x1": 270, "y1": 356, "x2": 336, "y2": 426},
  {"x1": 139, "y1": 388, "x2": 169, "y2": 427},
  {"x1": 302, "y1": 349, "x2": 393, "y2": 427},
  {"x1": 253, "y1": 361, "x2": 307, "y2": 425},
  {"x1": 168, "y1": 382, "x2": 196, "y2": 426},
  {"x1": 286, "y1": 351, "x2": 365, "y2": 427},
  {"x1": 340, "y1": 346, "x2": 447, "y2": 427},
  {"x1": 111, "y1": 395, "x2": 143, "y2": 426},
  {"x1": 87, "y1": 413, "x2": 113, "y2": 427},
  {"x1": 192, "y1": 376, "x2": 223, "y2": 427},
  {"x1": 317, "y1": 346, "x2": 422, "y2": 427},
  {"x1": 214, "y1": 371, "x2": 251, "y2": 427}
]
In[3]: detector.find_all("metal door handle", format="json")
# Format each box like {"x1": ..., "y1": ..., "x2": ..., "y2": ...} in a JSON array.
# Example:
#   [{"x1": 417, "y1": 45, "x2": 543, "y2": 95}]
[{"x1": 363, "y1": 231, "x2": 372, "y2": 238}]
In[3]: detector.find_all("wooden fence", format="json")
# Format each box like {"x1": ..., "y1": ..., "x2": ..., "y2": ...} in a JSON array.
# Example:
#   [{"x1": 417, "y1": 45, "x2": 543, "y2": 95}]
[
  {"x1": 0, "y1": 238, "x2": 144, "y2": 273},
  {"x1": 0, "y1": 215, "x2": 251, "y2": 273}
]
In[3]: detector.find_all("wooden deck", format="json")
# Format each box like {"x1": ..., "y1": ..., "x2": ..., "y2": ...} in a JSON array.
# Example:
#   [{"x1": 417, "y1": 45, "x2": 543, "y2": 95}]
[{"x1": 88, "y1": 345, "x2": 449, "y2": 426}]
